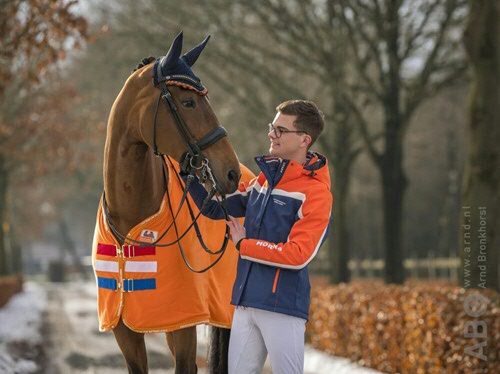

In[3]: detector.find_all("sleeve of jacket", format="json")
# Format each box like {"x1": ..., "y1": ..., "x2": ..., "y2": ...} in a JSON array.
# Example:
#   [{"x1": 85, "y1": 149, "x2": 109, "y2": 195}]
[
  {"x1": 186, "y1": 175, "x2": 256, "y2": 220},
  {"x1": 239, "y1": 186, "x2": 333, "y2": 270}
]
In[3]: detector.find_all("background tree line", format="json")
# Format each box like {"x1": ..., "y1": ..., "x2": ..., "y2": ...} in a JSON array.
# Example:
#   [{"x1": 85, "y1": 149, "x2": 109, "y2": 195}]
[
  {"x1": 0, "y1": 0, "x2": 91, "y2": 275},
  {"x1": 1, "y1": 0, "x2": 498, "y2": 292}
]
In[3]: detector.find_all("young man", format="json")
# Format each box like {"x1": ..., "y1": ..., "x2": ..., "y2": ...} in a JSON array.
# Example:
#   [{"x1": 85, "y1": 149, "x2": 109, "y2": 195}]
[{"x1": 187, "y1": 100, "x2": 332, "y2": 374}]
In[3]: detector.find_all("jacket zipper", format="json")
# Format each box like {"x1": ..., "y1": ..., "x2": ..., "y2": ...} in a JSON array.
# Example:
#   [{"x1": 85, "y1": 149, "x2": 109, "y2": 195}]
[
  {"x1": 272, "y1": 268, "x2": 281, "y2": 293},
  {"x1": 256, "y1": 186, "x2": 273, "y2": 228}
]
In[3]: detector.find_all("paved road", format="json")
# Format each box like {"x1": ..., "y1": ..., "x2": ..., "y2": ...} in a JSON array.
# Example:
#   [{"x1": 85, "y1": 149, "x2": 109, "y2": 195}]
[
  {"x1": 42, "y1": 282, "x2": 270, "y2": 373},
  {"x1": 38, "y1": 282, "x2": 380, "y2": 374}
]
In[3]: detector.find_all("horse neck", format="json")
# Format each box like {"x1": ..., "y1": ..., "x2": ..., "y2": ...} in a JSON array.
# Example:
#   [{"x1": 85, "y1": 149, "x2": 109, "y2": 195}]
[{"x1": 103, "y1": 125, "x2": 166, "y2": 240}]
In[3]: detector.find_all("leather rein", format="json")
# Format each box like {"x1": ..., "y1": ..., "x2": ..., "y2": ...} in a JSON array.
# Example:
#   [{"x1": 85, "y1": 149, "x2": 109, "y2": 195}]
[{"x1": 102, "y1": 67, "x2": 231, "y2": 273}]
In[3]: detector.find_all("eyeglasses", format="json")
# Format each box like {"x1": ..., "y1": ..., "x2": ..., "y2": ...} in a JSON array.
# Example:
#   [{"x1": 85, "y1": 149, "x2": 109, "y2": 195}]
[{"x1": 268, "y1": 123, "x2": 308, "y2": 138}]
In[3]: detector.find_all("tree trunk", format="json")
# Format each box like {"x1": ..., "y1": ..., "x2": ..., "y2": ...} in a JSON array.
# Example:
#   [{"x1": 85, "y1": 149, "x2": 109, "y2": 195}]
[
  {"x1": 0, "y1": 156, "x2": 8, "y2": 275},
  {"x1": 461, "y1": 0, "x2": 500, "y2": 292},
  {"x1": 330, "y1": 155, "x2": 351, "y2": 284},
  {"x1": 11, "y1": 242, "x2": 22, "y2": 273},
  {"x1": 381, "y1": 129, "x2": 408, "y2": 285},
  {"x1": 324, "y1": 97, "x2": 354, "y2": 284},
  {"x1": 58, "y1": 219, "x2": 89, "y2": 280},
  {"x1": 378, "y1": 1, "x2": 408, "y2": 285}
]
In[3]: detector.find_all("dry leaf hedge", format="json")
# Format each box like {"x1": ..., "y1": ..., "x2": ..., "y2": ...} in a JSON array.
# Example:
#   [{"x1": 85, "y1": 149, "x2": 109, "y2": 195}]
[
  {"x1": 0, "y1": 274, "x2": 23, "y2": 308},
  {"x1": 307, "y1": 279, "x2": 500, "y2": 373}
]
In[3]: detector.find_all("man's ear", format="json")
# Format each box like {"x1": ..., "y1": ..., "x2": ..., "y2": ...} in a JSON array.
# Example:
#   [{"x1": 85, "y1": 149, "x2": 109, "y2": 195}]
[{"x1": 302, "y1": 134, "x2": 312, "y2": 148}]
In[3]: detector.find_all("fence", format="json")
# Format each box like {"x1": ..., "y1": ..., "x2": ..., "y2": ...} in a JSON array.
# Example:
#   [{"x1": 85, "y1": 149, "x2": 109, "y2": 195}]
[{"x1": 312, "y1": 255, "x2": 461, "y2": 281}]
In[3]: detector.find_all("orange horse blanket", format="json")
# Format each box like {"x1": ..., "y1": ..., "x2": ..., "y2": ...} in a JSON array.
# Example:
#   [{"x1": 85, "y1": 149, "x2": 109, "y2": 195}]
[{"x1": 92, "y1": 159, "x2": 254, "y2": 333}]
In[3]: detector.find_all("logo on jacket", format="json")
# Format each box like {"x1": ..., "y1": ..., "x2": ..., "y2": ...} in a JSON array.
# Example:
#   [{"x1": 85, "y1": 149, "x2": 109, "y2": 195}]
[
  {"x1": 140, "y1": 229, "x2": 158, "y2": 242},
  {"x1": 256, "y1": 241, "x2": 283, "y2": 251},
  {"x1": 273, "y1": 198, "x2": 286, "y2": 206}
]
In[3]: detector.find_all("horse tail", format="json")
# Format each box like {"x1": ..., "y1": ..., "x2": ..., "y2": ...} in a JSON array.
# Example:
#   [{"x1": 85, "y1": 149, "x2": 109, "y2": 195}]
[
  {"x1": 133, "y1": 56, "x2": 156, "y2": 73},
  {"x1": 207, "y1": 326, "x2": 230, "y2": 374}
]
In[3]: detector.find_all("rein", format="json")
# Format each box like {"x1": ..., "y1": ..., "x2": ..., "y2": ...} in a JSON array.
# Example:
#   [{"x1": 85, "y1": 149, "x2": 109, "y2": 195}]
[
  {"x1": 102, "y1": 63, "x2": 233, "y2": 273},
  {"x1": 102, "y1": 156, "x2": 230, "y2": 273}
]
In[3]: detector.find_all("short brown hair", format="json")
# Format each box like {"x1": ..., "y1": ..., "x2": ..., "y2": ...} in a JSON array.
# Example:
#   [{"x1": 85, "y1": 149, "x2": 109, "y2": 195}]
[{"x1": 276, "y1": 100, "x2": 325, "y2": 148}]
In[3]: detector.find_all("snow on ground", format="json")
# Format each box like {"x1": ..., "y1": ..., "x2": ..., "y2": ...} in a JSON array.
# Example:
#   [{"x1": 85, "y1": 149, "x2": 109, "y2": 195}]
[
  {"x1": 0, "y1": 282, "x2": 47, "y2": 374},
  {"x1": 196, "y1": 324, "x2": 381, "y2": 374},
  {"x1": 304, "y1": 346, "x2": 381, "y2": 374}
]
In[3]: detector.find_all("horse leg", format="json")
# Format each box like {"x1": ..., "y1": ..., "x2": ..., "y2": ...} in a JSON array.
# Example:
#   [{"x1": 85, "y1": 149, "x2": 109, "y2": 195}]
[
  {"x1": 207, "y1": 327, "x2": 230, "y2": 374},
  {"x1": 166, "y1": 326, "x2": 198, "y2": 374},
  {"x1": 113, "y1": 318, "x2": 148, "y2": 374}
]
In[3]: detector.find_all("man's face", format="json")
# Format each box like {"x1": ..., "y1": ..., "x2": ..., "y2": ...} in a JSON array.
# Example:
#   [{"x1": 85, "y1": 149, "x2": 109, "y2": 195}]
[{"x1": 268, "y1": 113, "x2": 309, "y2": 160}]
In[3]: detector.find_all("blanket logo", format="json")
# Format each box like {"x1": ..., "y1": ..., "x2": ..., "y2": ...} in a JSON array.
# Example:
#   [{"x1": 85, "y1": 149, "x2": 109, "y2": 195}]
[{"x1": 140, "y1": 229, "x2": 158, "y2": 242}]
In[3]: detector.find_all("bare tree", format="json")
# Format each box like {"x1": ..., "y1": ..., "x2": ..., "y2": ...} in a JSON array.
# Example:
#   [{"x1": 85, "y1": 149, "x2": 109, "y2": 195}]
[
  {"x1": 461, "y1": 0, "x2": 499, "y2": 292},
  {"x1": 337, "y1": 0, "x2": 468, "y2": 283},
  {"x1": 0, "y1": 0, "x2": 88, "y2": 275}
]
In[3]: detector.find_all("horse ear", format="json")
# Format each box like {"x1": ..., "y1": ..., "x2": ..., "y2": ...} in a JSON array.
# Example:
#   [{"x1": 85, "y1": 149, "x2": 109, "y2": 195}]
[
  {"x1": 182, "y1": 35, "x2": 211, "y2": 67},
  {"x1": 163, "y1": 31, "x2": 184, "y2": 70}
]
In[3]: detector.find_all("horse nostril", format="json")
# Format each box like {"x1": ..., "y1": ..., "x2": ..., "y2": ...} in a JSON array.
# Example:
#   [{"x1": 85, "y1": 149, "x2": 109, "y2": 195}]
[{"x1": 227, "y1": 169, "x2": 240, "y2": 186}]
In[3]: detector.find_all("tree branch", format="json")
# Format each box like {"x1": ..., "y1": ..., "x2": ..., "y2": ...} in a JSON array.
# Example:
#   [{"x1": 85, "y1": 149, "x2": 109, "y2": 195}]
[
  {"x1": 342, "y1": 92, "x2": 383, "y2": 165},
  {"x1": 406, "y1": 0, "x2": 465, "y2": 115}
]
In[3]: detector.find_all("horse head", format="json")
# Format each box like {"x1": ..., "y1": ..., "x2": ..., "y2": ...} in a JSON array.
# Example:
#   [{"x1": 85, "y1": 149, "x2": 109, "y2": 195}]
[{"x1": 132, "y1": 32, "x2": 241, "y2": 195}]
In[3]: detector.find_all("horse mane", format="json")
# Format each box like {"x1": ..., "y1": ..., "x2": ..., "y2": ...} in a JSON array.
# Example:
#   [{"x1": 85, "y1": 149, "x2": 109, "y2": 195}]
[{"x1": 133, "y1": 56, "x2": 156, "y2": 73}]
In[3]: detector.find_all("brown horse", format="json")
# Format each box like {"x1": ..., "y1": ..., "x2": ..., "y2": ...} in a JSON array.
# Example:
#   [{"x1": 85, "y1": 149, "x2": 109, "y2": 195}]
[{"x1": 100, "y1": 32, "x2": 240, "y2": 374}]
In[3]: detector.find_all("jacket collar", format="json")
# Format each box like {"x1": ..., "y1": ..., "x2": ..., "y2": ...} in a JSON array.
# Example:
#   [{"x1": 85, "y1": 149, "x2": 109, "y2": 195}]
[{"x1": 254, "y1": 151, "x2": 330, "y2": 188}]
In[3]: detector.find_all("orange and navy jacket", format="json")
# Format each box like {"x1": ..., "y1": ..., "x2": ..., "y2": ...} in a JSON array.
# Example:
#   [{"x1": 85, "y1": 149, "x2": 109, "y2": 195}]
[{"x1": 187, "y1": 152, "x2": 333, "y2": 320}]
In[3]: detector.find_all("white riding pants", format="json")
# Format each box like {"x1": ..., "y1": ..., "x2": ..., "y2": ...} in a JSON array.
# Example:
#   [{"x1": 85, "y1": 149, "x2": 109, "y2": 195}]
[{"x1": 228, "y1": 306, "x2": 306, "y2": 374}]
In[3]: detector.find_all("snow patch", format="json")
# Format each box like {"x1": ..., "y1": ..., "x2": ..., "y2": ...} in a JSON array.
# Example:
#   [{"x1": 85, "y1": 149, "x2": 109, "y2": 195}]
[
  {"x1": 196, "y1": 326, "x2": 381, "y2": 374},
  {"x1": 0, "y1": 282, "x2": 47, "y2": 373},
  {"x1": 304, "y1": 346, "x2": 382, "y2": 373}
]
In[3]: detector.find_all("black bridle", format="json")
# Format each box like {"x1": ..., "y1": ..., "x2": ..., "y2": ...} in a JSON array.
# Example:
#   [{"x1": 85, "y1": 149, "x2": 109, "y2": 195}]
[
  {"x1": 152, "y1": 57, "x2": 228, "y2": 177},
  {"x1": 102, "y1": 64, "x2": 233, "y2": 273},
  {"x1": 153, "y1": 80, "x2": 228, "y2": 176}
]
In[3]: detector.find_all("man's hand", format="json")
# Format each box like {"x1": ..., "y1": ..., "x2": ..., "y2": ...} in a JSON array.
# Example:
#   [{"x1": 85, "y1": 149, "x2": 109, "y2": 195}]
[{"x1": 226, "y1": 215, "x2": 246, "y2": 248}]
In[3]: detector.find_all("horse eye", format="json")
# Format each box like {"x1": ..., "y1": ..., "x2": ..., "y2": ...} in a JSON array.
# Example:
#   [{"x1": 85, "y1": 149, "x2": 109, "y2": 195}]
[{"x1": 181, "y1": 98, "x2": 196, "y2": 109}]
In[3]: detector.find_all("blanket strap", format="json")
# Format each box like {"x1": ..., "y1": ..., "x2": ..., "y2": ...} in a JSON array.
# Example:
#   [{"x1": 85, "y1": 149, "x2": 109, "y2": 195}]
[{"x1": 97, "y1": 243, "x2": 156, "y2": 258}]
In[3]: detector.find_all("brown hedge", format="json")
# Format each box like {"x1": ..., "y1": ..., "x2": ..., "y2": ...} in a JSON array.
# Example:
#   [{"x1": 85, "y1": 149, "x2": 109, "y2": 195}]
[
  {"x1": 0, "y1": 274, "x2": 23, "y2": 308},
  {"x1": 307, "y1": 279, "x2": 500, "y2": 373}
]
